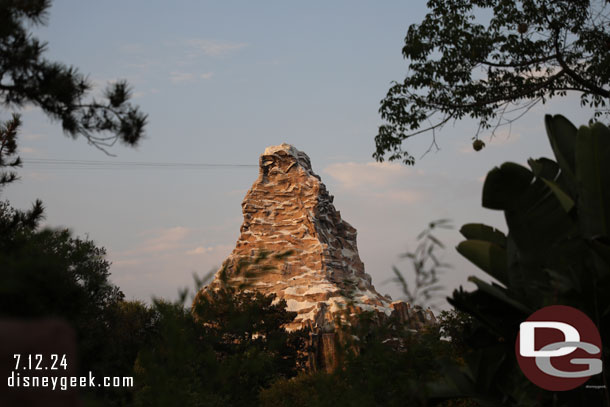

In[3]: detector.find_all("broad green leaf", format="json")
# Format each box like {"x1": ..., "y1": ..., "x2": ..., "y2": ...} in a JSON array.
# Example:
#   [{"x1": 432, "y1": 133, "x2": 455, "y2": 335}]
[
  {"x1": 541, "y1": 178, "x2": 575, "y2": 212},
  {"x1": 544, "y1": 114, "x2": 577, "y2": 179},
  {"x1": 528, "y1": 157, "x2": 560, "y2": 180},
  {"x1": 467, "y1": 276, "x2": 531, "y2": 314},
  {"x1": 459, "y1": 223, "x2": 506, "y2": 248},
  {"x1": 575, "y1": 123, "x2": 610, "y2": 237},
  {"x1": 482, "y1": 162, "x2": 533, "y2": 210},
  {"x1": 590, "y1": 239, "x2": 610, "y2": 266},
  {"x1": 457, "y1": 240, "x2": 508, "y2": 285},
  {"x1": 529, "y1": 156, "x2": 577, "y2": 199}
]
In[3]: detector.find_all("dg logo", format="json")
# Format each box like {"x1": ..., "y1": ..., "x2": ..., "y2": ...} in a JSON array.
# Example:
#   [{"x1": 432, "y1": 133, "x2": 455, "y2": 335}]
[{"x1": 516, "y1": 305, "x2": 603, "y2": 391}]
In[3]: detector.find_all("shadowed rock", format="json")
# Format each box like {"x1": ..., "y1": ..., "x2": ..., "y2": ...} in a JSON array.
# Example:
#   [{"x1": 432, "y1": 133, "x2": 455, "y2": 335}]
[{"x1": 200, "y1": 144, "x2": 435, "y2": 370}]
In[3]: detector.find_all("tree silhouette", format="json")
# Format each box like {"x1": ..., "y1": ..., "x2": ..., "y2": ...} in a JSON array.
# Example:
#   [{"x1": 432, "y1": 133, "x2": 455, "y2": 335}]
[
  {"x1": 0, "y1": 0, "x2": 147, "y2": 188},
  {"x1": 375, "y1": 0, "x2": 610, "y2": 164}
]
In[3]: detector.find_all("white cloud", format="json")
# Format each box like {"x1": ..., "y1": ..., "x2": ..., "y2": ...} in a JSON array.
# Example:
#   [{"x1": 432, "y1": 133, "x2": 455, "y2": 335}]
[
  {"x1": 458, "y1": 144, "x2": 476, "y2": 154},
  {"x1": 111, "y1": 250, "x2": 231, "y2": 301},
  {"x1": 22, "y1": 133, "x2": 46, "y2": 141},
  {"x1": 115, "y1": 226, "x2": 190, "y2": 258},
  {"x1": 324, "y1": 162, "x2": 409, "y2": 190},
  {"x1": 119, "y1": 43, "x2": 145, "y2": 54},
  {"x1": 169, "y1": 71, "x2": 195, "y2": 84},
  {"x1": 169, "y1": 71, "x2": 214, "y2": 84},
  {"x1": 186, "y1": 246, "x2": 211, "y2": 255},
  {"x1": 186, "y1": 39, "x2": 247, "y2": 57},
  {"x1": 19, "y1": 147, "x2": 39, "y2": 155},
  {"x1": 187, "y1": 244, "x2": 233, "y2": 256},
  {"x1": 20, "y1": 104, "x2": 37, "y2": 113},
  {"x1": 487, "y1": 130, "x2": 521, "y2": 146},
  {"x1": 24, "y1": 171, "x2": 52, "y2": 182},
  {"x1": 109, "y1": 227, "x2": 233, "y2": 300},
  {"x1": 373, "y1": 189, "x2": 422, "y2": 204},
  {"x1": 323, "y1": 161, "x2": 423, "y2": 205},
  {"x1": 142, "y1": 226, "x2": 190, "y2": 251}
]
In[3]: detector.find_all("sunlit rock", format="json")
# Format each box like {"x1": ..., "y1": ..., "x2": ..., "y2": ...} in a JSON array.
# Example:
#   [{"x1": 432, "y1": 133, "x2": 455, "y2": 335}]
[{"x1": 200, "y1": 143, "x2": 435, "y2": 370}]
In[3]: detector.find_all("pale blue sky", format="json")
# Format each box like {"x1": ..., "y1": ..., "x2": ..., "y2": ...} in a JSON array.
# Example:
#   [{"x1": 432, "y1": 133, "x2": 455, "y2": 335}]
[{"x1": 4, "y1": 1, "x2": 596, "y2": 306}]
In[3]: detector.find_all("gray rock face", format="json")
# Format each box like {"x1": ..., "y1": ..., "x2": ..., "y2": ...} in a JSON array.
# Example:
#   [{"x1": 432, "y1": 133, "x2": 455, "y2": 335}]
[{"x1": 204, "y1": 143, "x2": 394, "y2": 331}]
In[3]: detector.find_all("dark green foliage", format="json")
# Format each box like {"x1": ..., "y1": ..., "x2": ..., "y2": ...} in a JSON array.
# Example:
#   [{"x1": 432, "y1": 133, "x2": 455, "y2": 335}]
[
  {"x1": 133, "y1": 301, "x2": 223, "y2": 407},
  {"x1": 0, "y1": 196, "x2": 43, "y2": 235},
  {"x1": 260, "y1": 372, "x2": 350, "y2": 407},
  {"x1": 0, "y1": 200, "x2": 150, "y2": 405},
  {"x1": 134, "y1": 278, "x2": 308, "y2": 407},
  {"x1": 193, "y1": 289, "x2": 307, "y2": 377},
  {"x1": 260, "y1": 313, "x2": 466, "y2": 407},
  {"x1": 0, "y1": 114, "x2": 21, "y2": 186},
  {"x1": 0, "y1": 4, "x2": 149, "y2": 399},
  {"x1": 0, "y1": 201, "x2": 122, "y2": 327},
  {"x1": 91, "y1": 300, "x2": 157, "y2": 406},
  {"x1": 437, "y1": 310, "x2": 475, "y2": 356},
  {"x1": 431, "y1": 116, "x2": 610, "y2": 406},
  {"x1": 0, "y1": 0, "x2": 147, "y2": 190},
  {"x1": 375, "y1": 0, "x2": 610, "y2": 164}
]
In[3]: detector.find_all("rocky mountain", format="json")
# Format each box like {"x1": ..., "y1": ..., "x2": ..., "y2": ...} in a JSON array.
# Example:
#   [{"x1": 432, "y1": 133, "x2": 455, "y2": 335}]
[{"x1": 200, "y1": 143, "x2": 434, "y2": 369}]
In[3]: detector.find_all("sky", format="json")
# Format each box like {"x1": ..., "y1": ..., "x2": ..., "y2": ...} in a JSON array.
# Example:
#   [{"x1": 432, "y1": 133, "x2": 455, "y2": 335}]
[{"x1": 3, "y1": 1, "x2": 598, "y2": 308}]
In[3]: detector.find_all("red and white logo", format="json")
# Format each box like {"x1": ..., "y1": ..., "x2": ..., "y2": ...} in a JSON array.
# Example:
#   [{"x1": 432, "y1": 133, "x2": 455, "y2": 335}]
[{"x1": 515, "y1": 305, "x2": 603, "y2": 391}]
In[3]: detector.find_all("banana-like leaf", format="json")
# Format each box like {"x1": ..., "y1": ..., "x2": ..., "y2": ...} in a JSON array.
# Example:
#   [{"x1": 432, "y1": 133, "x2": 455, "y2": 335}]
[
  {"x1": 482, "y1": 162, "x2": 533, "y2": 210},
  {"x1": 449, "y1": 285, "x2": 527, "y2": 341},
  {"x1": 541, "y1": 178, "x2": 575, "y2": 213},
  {"x1": 528, "y1": 157, "x2": 560, "y2": 180},
  {"x1": 467, "y1": 276, "x2": 531, "y2": 314},
  {"x1": 463, "y1": 345, "x2": 507, "y2": 393},
  {"x1": 493, "y1": 163, "x2": 577, "y2": 272},
  {"x1": 589, "y1": 239, "x2": 610, "y2": 268},
  {"x1": 544, "y1": 114, "x2": 577, "y2": 181},
  {"x1": 457, "y1": 240, "x2": 508, "y2": 286},
  {"x1": 478, "y1": 157, "x2": 576, "y2": 297},
  {"x1": 468, "y1": 151, "x2": 577, "y2": 303},
  {"x1": 529, "y1": 157, "x2": 577, "y2": 199},
  {"x1": 459, "y1": 223, "x2": 506, "y2": 248},
  {"x1": 576, "y1": 123, "x2": 610, "y2": 237}
]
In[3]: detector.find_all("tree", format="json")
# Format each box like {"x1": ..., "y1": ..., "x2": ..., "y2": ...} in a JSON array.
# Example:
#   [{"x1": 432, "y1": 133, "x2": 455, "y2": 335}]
[
  {"x1": 259, "y1": 310, "x2": 474, "y2": 407},
  {"x1": 90, "y1": 300, "x2": 157, "y2": 406},
  {"x1": 0, "y1": 0, "x2": 147, "y2": 186},
  {"x1": 374, "y1": 0, "x2": 610, "y2": 164},
  {"x1": 0, "y1": 200, "x2": 124, "y2": 366},
  {"x1": 0, "y1": 3, "x2": 149, "y2": 404},
  {"x1": 133, "y1": 284, "x2": 308, "y2": 407},
  {"x1": 193, "y1": 286, "x2": 308, "y2": 381},
  {"x1": 425, "y1": 116, "x2": 610, "y2": 406},
  {"x1": 0, "y1": 114, "x2": 20, "y2": 186},
  {"x1": 0, "y1": 200, "x2": 159, "y2": 405}
]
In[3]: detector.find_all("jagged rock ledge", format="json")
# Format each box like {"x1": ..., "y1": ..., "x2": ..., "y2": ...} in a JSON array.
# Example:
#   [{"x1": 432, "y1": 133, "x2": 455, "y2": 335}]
[{"x1": 199, "y1": 143, "x2": 435, "y2": 370}]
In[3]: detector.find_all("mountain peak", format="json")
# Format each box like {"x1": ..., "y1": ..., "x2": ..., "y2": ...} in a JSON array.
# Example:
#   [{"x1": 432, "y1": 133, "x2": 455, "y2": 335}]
[{"x1": 201, "y1": 145, "x2": 432, "y2": 339}]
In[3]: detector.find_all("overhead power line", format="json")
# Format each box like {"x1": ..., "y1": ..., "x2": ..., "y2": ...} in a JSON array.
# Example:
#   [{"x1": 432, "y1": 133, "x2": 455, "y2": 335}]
[{"x1": 21, "y1": 158, "x2": 258, "y2": 170}]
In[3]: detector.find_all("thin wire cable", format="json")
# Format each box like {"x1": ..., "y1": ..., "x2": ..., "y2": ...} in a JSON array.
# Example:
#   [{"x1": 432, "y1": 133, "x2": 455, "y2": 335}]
[{"x1": 21, "y1": 158, "x2": 258, "y2": 170}]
